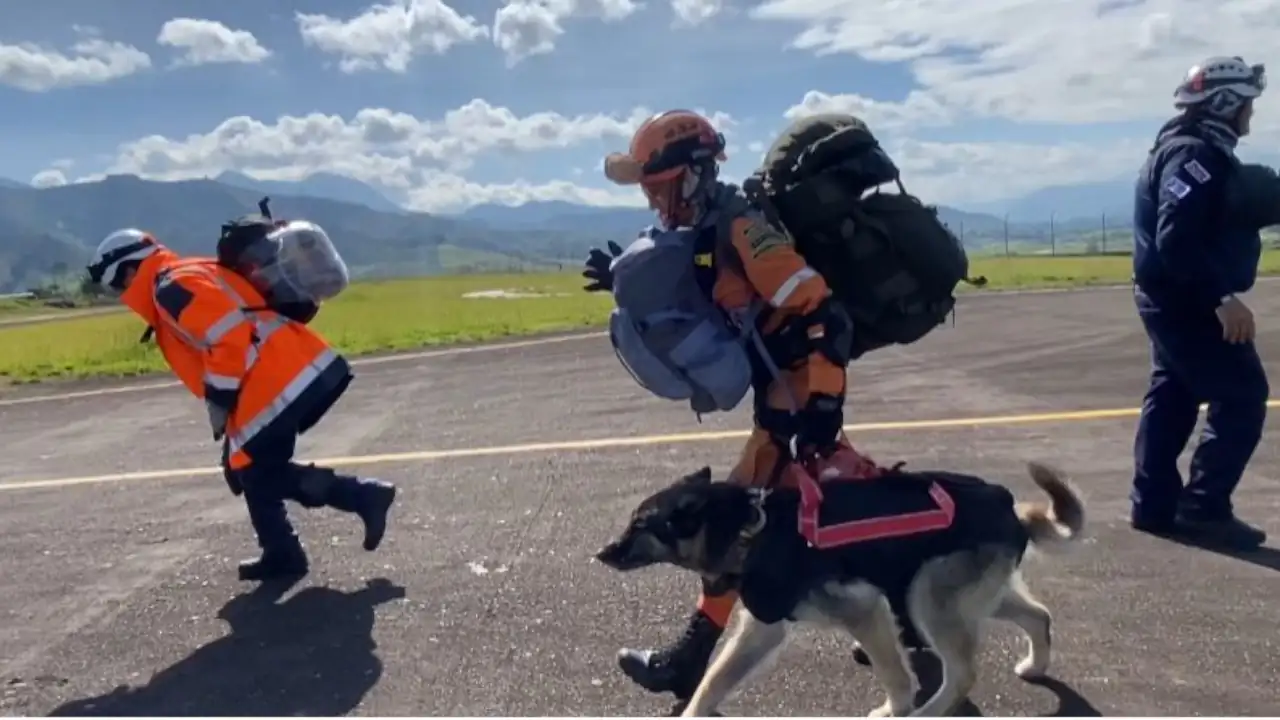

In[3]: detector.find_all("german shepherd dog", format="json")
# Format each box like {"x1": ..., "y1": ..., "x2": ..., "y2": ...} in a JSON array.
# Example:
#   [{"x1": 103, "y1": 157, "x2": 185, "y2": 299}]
[{"x1": 595, "y1": 461, "x2": 1086, "y2": 717}]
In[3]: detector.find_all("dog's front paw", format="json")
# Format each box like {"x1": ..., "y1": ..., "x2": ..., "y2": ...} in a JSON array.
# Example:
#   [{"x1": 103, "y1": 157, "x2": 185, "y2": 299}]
[
  {"x1": 1015, "y1": 655, "x2": 1049, "y2": 680},
  {"x1": 868, "y1": 700, "x2": 895, "y2": 718},
  {"x1": 868, "y1": 698, "x2": 912, "y2": 718},
  {"x1": 673, "y1": 699, "x2": 721, "y2": 718}
]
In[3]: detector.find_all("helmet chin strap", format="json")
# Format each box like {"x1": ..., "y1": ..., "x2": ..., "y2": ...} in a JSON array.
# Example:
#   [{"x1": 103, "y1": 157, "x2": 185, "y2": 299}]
[{"x1": 683, "y1": 163, "x2": 719, "y2": 228}]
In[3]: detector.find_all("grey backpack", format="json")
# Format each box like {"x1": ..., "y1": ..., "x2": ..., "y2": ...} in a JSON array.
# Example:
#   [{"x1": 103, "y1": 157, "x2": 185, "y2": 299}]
[{"x1": 608, "y1": 226, "x2": 758, "y2": 415}]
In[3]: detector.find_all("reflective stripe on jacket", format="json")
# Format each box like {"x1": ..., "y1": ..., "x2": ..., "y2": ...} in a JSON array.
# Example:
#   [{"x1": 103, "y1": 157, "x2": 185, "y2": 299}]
[{"x1": 121, "y1": 251, "x2": 342, "y2": 470}]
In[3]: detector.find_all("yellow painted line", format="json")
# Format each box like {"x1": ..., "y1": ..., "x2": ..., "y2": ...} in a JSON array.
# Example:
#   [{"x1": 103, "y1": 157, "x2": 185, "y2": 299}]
[{"x1": 0, "y1": 402, "x2": 1241, "y2": 493}]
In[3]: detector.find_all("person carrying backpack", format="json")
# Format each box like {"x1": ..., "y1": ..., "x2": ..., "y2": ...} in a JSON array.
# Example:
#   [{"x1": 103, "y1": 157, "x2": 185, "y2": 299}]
[
  {"x1": 581, "y1": 109, "x2": 877, "y2": 705},
  {"x1": 86, "y1": 227, "x2": 398, "y2": 582}
]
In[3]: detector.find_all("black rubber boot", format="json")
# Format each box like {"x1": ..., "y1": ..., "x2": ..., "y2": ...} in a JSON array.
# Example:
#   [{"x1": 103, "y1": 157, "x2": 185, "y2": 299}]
[
  {"x1": 617, "y1": 609, "x2": 723, "y2": 701},
  {"x1": 237, "y1": 547, "x2": 309, "y2": 582}
]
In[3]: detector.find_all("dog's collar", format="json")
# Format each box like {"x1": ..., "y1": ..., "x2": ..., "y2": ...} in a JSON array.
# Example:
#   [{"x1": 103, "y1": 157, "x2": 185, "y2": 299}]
[
  {"x1": 699, "y1": 489, "x2": 771, "y2": 596},
  {"x1": 723, "y1": 488, "x2": 771, "y2": 566},
  {"x1": 740, "y1": 488, "x2": 770, "y2": 539}
]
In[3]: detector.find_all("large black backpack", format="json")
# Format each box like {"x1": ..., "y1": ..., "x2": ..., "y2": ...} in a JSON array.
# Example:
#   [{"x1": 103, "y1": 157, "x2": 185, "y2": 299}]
[{"x1": 741, "y1": 113, "x2": 986, "y2": 359}]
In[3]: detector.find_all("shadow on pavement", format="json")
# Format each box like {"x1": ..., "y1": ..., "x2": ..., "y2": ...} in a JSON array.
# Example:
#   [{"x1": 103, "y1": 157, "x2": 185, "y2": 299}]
[
  {"x1": 47, "y1": 577, "x2": 406, "y2": 717},
  {"x1": 1163, "y1": 534, "x2": 1280, "y2": 573},
  {"x1": 910, "y1": 652, "x2": 1103, "y2": 717}
]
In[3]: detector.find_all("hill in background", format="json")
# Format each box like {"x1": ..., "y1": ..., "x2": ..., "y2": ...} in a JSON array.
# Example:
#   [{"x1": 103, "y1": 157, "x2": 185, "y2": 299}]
[{"x1": 0, "y1": 170, "x2": 1140, "y2": 293}]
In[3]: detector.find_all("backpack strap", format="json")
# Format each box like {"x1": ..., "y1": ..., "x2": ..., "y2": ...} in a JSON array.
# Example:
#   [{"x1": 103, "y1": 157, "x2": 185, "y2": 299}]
[
  {"x1": 709, "y1": 189, "x2": 806, "y2": 485},
  {"x1": 691, "y1": 226, "x2": 719, "y2": 299}
]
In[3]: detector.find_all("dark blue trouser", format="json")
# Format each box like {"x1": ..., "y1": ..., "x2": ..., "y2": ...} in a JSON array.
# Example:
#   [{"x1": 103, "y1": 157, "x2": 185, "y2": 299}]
[
  {"x1": 224, "y1": 361, "x2": 370, "y2": 555},
  {"x1": 227, "y1": 422, "x2": 378, "y2": 556},
  {"x1": 1132, "y1": 299, "x2": 1269, "y2": 520}
]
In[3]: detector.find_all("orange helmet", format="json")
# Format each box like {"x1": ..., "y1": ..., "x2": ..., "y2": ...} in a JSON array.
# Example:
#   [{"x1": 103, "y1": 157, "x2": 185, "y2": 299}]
[{"x1": 605, "y1": 109, "x2": 727, "y2": 229}]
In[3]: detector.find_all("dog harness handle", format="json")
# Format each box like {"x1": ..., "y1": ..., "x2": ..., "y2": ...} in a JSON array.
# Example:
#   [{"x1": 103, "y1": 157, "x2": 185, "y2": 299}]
[{"x1": 797, "y1": 465, "x2": 957, "y2": 549}]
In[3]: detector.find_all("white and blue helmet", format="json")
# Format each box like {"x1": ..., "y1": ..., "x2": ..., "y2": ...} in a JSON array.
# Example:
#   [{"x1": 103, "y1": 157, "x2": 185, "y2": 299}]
[
  {"x1": 1174, "y1": 56, "x2": 1266, "y2": 118},
  {"x1": 86, "y1": 228, "x2": 161, "y2": 292}
]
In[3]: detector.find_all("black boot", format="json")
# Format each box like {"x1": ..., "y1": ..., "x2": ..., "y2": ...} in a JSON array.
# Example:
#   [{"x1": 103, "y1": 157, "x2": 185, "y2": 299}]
[
  {"x1": 237, "y1": 546, "x2": 309, "y2": 582},
  {"x1": 240, "y1": 480, "x2": 308, "y2": 582},
  {"x1": 355, "y1": 479, "x2": 397, "y2": 551},
  {"x1": 298, "y1": 466, "x2": 398, "y2": 552},
  {"x1": 617, "y1": 609, "x2": 723, "y2": 701}
]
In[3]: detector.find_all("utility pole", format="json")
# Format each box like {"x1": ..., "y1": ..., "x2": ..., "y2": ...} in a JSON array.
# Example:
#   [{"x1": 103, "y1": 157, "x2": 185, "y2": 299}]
[
  {"x1": 1050, "y1": 212, "x2": 1056, "y2": 256},
  {"x1": 1101, "y1": 212, "x2": 1107, "y2": 254},
  {"x1": 1003, "y1": 213, "x2": 1010, "y2": 257}
]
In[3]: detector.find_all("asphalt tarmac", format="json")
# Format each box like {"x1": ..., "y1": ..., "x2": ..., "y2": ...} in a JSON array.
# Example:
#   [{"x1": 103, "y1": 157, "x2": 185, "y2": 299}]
[{"x1": 0, "y1": 283, "x2": 1277, "y2": 717}]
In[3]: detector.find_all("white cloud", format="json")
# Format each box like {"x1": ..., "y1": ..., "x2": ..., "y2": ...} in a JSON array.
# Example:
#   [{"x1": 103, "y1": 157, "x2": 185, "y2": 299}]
[
  {"x1": 885, "y1": 137, "x2": 1144, "y2": 207},
  {"x1": 492, "y1": 0, "x2": 640, "y2": 65},
  {"x1": 778, "y1": 90, "x2": 1148, "y2": 206},
  {"x1": 102, "y1": 100, "x2": 736, "y2": 211},
  {"x1": 671, "y1": 0, "x2": 723, "y2": 26},
  {"x1": 784, "y1": 89, "x2": 952, "y2": 132},
  {"x1": 750, "y1": 0, "x2": 1280, "y2": 128},
  {"x1": 404, "y1": 173, "x2": 643, "y2": 212},
  {"x1": 30, "y1": 169, "x2": 67, "y2": 188},
  {"x1": 0, "y1": 37, "x2": 151, "y2": 91},
  {"x1": 51, "y1": 0, "x2": 1280, "y2": 216},
  {"x1": 157, "y1": 18, "x2": 272, "y2": 67},
  {"x1": 296, "y1": 0, "x2": 488, "y2": 73}
]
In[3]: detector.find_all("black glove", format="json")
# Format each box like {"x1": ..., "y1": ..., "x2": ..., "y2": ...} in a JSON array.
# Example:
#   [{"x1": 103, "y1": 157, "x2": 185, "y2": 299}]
[
  {"x1": 582, "y1": 240, "x2": 624, "y2": 292},
  {"x1": 206, "y1": 399, "x2": 231, "y2": 442},
  {"x1": 794, "y1": 393, "x2": 845, "y2": 458},
  {"x1": 220, "y1": 439, "x2": 243, "y2": 496},
  {"x1": 204, "y1": 384, "x2": 239, "y2": 442}
]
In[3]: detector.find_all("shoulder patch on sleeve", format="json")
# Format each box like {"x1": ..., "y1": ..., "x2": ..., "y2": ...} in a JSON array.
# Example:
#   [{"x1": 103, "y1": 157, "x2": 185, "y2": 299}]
[
  {"x1": 154, "y1": 275, "x2": 195, "y2": 321},
  {"x1": 1164, "y1": 175, "x2": 1192, "y2": 199},
  {"x1": 741, "y1": 220, "x2": 787, "y2": 258},
  {"x1": 1183, "y1": 159, "x2": 1211, "y2": 184}
]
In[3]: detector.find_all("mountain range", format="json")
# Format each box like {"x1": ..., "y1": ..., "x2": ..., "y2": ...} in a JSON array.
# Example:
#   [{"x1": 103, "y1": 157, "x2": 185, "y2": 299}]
[{"x1": 0, "y1": 170, "x2": 1140, "y2": 293}]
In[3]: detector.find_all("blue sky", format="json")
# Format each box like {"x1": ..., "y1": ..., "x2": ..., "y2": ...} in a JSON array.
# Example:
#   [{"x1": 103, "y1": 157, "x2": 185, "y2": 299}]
[{"x1": 1, "y1": 0, "x2": 1275, "y2": 212}]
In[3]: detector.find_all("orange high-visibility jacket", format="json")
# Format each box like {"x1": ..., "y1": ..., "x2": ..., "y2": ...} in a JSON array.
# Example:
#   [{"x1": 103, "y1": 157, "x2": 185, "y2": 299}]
[{"x1": 121, "y1": 248, "x2": 344, "y2": 470}]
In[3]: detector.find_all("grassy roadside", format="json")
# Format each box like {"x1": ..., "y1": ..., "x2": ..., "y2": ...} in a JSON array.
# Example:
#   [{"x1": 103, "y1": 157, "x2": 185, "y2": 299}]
[{"x1": 3, "y1": 253, "x2": 1278, "y2": 384}]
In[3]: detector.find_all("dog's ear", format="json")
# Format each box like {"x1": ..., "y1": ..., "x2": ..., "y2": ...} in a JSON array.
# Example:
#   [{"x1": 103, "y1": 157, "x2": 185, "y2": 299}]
[
  {"x1": 674, "y1": 490, "x2": 707, "y2": 516},
  {"x1": 681, "y1": 466, "x2": 713, "y2": 486},
  {"x1": 668, "y1": 489, "x2": 709, "y2": 537}
]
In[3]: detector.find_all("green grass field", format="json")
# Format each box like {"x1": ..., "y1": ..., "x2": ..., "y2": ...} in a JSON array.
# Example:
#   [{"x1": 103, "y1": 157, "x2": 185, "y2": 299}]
[{"x1": 3, "y1": 252, "x2": 1279, "y2": 384}]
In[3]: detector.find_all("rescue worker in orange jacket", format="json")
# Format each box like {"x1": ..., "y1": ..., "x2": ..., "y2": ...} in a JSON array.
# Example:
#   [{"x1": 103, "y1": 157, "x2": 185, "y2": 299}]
[
  {"x1": 86, "y1": 229, "x2": 398, "y2": 582},
  {"x1": 583, "y1": 110, "x2": 867, "y2": 702}
]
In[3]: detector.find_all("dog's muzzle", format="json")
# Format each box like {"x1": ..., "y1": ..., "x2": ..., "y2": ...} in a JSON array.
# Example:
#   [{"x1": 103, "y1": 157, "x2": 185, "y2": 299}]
[{"x1": 595, "y1": 539, "x2": 652, "y2": 571}]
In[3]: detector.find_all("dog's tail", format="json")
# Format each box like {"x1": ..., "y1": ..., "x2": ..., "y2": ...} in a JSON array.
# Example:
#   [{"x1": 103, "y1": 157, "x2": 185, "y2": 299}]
[{"x1": 1016, "y1": 461, "x2": 1086, "y2": 553}]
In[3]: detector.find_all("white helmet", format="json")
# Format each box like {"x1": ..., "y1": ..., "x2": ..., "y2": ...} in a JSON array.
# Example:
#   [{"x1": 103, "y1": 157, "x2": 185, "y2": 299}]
[
  {"x1": 1174, "y1": 56, "x2": 1266, "y2": 116},
  {"x1": 86, "y1": 229, "x2": 161, "y2": 292}
]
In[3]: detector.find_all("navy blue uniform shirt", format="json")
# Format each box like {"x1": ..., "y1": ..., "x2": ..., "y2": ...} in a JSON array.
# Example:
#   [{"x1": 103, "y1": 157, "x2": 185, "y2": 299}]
[{"x1": 1133, "y1": 135, "x2": 1261, "y2": 311}]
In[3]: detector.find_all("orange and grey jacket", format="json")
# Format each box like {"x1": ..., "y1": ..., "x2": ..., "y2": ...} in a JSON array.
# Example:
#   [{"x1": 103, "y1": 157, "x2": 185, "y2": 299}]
[
  {"x1": 120, "y1": 249, "x2": 351, "y2": 470},
  {"x1": 708, "y1": 187, "x2": 847, "y2": 417}
]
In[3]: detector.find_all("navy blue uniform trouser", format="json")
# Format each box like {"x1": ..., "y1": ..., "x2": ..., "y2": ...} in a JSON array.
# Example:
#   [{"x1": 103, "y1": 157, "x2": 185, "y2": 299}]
[
  {"x1": 1132, "y1": 302, "x2": 1269, "y2": 520},
  {"x1": 228, "y1": 424, "x2": 377, "y2": 555},
  {"x1": 217, "y1": 366, "x2": 371, "y2": 550},
  {"x1": 220, "y1": 361, "x2": 371, "y2": 554}
]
